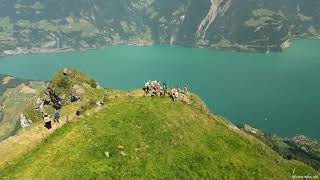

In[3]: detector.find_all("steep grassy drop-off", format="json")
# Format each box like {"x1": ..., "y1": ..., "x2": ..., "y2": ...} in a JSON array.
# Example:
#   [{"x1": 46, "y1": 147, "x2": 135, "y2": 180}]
[
  {"x1": 0, "y1": 69, "x2": 110, "y2": 179},
  {"x1": 0, "y1": 69, "x2": 319, "y2": 179},
  {"x1": 0, "y1": 75, "x2": 46, "y2": 141},
  {"x1": 240, "y1": 124, "x2": 320, "y2": 171}
]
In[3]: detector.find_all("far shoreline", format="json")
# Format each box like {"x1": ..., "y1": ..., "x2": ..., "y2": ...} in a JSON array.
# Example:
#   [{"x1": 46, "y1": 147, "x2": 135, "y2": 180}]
[{"x1": 1, "y1": 37, "x2": 319, "y2": 58}]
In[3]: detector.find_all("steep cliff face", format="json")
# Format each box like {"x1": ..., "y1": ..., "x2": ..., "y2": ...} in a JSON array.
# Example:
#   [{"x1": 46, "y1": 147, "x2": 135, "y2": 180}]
[
  {"x1": 0, "y1": 75, "x2": 45, "y2": 141},
  {"x1": 0, "y1": 0, "x2": 319, "y2": 54}
]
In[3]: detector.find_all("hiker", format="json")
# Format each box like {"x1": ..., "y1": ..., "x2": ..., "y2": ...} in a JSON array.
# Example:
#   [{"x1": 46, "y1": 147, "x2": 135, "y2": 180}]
[
  {"x1": 71, "y1": 94, "x2": 81, "y2": 102},
  {"x1": 144, "y1": 81, "x2": 150, "y2": 94},
  {"x1": 155, "y1": 83, "x2": 161, "y2": 92},
  {"x1": 174, "y1": 91, "x2": 179, "y2": 101},
  {"x1": 43, "y1": 113, "x2": 52, "y2": 130},
  {"x1": 54, "y1": 110, "x2": 60, "y2": 124},
  {"x1": 151, "y1": 80, "x2": 158, "y2": 91},
  {"x1": 170, "y1": 88, "x2": 175, "y2": 101},
  {"x1": 76, "y1": 107, "x2": 83, "y2": 116},
  {"x1": 162, "y1": 82, "x2": 167, "y2": 96},
  {"x1": 184, "y1": 84, "x2": 189, "y2": 93},
  {"x1": 96, "y1": 100, "x2": 104, "y2": 107},
  {"x1": 170, "y1": 88, "x2": 179, "y2": 102},
  {"x1": 163, "y1": 82, "x2": 167, "y2": 89},
  {"x1": 151, "y1": 90, "x2": 157, "y2": 97},
  {"x1": 20, "y1": 114, "x2": 32, "y2": 128}
]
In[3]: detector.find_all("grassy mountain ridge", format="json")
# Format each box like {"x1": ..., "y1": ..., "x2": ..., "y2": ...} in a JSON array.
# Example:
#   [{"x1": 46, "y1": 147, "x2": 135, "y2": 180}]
[{"x1": 0, "y1": 69, "x2": 319, "y2": 179}]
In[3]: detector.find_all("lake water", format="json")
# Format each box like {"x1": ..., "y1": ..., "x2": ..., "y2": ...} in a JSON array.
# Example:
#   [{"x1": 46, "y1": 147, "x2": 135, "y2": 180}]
[{"x1": 0, "y1": 39, "x2": 319, "y2": 138}]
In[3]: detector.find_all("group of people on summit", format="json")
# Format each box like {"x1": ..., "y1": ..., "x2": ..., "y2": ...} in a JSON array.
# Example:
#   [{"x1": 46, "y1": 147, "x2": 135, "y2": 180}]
[{"x1": 143, "y1": 80, "x2": 189, "y2": 102}]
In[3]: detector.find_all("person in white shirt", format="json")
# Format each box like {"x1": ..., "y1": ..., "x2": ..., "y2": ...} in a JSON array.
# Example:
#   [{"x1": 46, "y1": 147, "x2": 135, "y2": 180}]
[
  {"x1": 43, "y1": 113, "x2": 52, "y2": 130},
  {"x1": 174, "y1": 91, "x2": 179, "y2": 101}
]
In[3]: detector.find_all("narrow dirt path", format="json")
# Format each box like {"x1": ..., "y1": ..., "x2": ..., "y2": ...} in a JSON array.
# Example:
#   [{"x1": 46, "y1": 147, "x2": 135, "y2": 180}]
[{"x1": 0, "y1": 103, "x2": 80, "y2": 169}]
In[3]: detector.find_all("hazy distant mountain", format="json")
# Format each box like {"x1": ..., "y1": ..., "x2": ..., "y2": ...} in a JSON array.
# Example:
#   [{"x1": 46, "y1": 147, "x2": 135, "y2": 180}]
[{"x1": 0, "y1": 0, "x2": 319, "y2": 54}]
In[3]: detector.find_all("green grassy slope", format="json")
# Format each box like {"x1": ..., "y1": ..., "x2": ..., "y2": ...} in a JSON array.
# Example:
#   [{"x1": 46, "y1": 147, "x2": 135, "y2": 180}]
[
  {"x1": 0, "y1": 69, "x2": 318, "y2": 179},
  {"x1": 1, "y1": 95, "x2": 318, "y2": 179}
]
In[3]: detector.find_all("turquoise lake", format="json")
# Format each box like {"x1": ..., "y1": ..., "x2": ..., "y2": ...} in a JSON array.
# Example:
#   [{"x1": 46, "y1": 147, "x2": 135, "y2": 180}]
[{"x1": 0, "y1": 39, "x2": 319, "y2": 138}]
